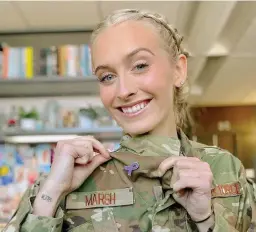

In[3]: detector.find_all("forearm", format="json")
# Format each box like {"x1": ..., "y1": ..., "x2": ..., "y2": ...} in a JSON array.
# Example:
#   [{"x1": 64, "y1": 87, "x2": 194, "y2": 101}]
[
  {"x1": 33, "y1": 181, "x2": 63, "y2": 217},
  {"x1": 3, "y1": 175, "x2": 64, "y2": 232}
]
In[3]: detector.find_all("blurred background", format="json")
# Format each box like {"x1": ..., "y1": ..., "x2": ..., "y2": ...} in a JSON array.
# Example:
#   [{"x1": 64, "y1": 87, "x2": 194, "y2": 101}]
[{"x1": 0, "y1": 0, "x2": 256, "y2": 229}]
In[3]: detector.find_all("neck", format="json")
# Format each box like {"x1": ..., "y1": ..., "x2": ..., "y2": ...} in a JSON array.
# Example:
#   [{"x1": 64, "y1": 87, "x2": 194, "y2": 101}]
[
  {"x1": 149, "y1": 122, "x2": 177, "y2": 138},
  {"x1": 131, "y1": 113, "x2": 178, "y2": 138},
  {"x1": 151, "y1": 110, "x2": 178, "y2": 137}
]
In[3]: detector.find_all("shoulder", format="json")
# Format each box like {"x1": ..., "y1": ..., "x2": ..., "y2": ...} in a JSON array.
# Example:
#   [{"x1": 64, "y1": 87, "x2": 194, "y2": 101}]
[
  {"x1": 190, "y1": 139, "x2": 239, "y2": 163},
  {"x1": 190, "y1": 140, "x2": 241, "y2": 180}
]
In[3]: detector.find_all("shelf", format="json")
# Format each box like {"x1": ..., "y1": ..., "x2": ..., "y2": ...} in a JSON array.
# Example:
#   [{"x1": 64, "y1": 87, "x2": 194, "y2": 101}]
[
  {"x1": 0, "y1": 76, "x2": 99, "y2": 98},
  {"x1": 2, "y1": 126, "x2": 123, "y2": 143}
]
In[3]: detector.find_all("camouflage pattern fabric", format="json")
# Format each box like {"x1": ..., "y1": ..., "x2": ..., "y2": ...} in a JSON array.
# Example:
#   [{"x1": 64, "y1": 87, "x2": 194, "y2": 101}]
[{"x1": 3, "y1": 129, "x2": 256, "y2": 232}]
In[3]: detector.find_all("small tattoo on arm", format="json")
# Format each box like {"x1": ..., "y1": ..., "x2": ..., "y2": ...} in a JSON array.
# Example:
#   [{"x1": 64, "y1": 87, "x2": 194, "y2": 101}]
[{"x1": 41, "y1": 194, "x2": 52, "y2": 202}]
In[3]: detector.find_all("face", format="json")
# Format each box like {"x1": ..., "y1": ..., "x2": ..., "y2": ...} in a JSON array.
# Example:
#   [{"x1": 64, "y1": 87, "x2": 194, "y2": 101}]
[{"x1": 92, "y1": 20, "x2": 187, "y2": 137}]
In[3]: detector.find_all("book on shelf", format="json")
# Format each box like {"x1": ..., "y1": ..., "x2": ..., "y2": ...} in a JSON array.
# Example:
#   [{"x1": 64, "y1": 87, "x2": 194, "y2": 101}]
[
  {"x1": 0, "y1": 44, "x2": 93, "y2": 79},
  {"x1": 0, "y1": 46, "x2": 33, "y2": 79},
  {"x1": 39, "y1": 46, "x2": 58, "y2": 76},
  {"x1": 56, "y1": 44, "x2": 92, "y2": 77}
]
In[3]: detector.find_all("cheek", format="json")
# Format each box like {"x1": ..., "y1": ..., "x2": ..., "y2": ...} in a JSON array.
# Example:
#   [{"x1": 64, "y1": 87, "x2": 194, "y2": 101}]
[
  {"x1": 140, "y1": 65, "x2": 174, "y2": 97},
  {"x1": 99, "y1": 87, "x2": 114, "y2": 109}
]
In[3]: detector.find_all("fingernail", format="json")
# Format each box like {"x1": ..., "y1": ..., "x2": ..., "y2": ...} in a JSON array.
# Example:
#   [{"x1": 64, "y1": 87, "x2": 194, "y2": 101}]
[{"x1": 92, "y1": 152, "x2": 98, "y2": 157}]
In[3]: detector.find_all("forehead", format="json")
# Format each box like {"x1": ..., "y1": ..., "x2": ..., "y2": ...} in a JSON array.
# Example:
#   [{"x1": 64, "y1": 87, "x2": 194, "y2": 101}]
[{"x1": 92, "y1": 20, "x2": 162, "y2": 64}]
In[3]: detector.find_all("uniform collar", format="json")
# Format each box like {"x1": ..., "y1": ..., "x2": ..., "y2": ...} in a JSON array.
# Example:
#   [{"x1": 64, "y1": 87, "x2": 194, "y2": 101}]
[{"x1": 119, "y1": 128, "x2": 198, "y2": 157}]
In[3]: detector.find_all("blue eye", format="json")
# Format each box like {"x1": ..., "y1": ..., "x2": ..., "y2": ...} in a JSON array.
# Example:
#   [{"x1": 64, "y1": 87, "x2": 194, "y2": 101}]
[
  {"x1": 100, "y1": 74, "x2": 113, "y2": 83},
  {"x1": 134, "y1": 63, "x2": 148, "y2": 71}
]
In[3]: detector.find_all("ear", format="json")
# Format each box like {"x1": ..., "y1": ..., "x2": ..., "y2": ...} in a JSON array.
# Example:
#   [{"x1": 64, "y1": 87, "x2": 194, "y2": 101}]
[{"x1": 174, "y1": 54, "x2": 188, "y2": 87}]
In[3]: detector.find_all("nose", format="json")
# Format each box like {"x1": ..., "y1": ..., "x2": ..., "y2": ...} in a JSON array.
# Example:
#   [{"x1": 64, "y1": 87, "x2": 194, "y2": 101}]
[{"x1": 116, "y1": 75, "x2": 138, "y2": 100}]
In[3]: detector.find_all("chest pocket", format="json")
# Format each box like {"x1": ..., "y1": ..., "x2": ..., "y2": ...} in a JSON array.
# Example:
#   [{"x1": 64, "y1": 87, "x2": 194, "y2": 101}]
[
  {"x1": 63, "y1": 200, "x2": 124, "y2": 232},
  {"x1": 67, "y1": 223, "x2": 94, "y2": 232},
  {"x1": 62, "y1": 215, "x2": 94, "y2": 232},
  {"x1": 63, "y1": 210, "x2": 119, "y2": 232}
]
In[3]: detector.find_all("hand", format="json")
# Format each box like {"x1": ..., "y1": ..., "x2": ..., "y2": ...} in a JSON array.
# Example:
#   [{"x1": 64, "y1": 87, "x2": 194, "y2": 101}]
[
  {"x1": 44, "y1": 136, "x2": 111, "y2": 197},
  {"x1": 158, "y1": 157, "x2": 213, "y2": 222}
]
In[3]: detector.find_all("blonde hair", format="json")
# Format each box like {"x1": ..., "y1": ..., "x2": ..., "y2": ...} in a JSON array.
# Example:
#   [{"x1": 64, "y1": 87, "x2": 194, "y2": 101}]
[{"x1": 91, "y1": 9, "x2": 191, "y2": 128}]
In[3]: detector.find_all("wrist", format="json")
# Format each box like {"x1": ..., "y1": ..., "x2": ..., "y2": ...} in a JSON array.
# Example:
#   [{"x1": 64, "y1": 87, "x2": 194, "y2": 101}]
[
  {"x1": 195, "y1": 213, "x2": 215, "y2": 232},
  {"x1": 192, "y1": 208, "x2": 213, "y2": 224},
  {"x1": 33, "y1": 190, "x2": 62, "y2": 217},
  {"x1": 42, "y1": 177, "x2": 67, "y2": 199},
  {"x1": 33, "y1": 181, "x2": 65, "y2": 217},
  {"x1": 189, "y1": 203, "x2": 213, "y2": 222}
]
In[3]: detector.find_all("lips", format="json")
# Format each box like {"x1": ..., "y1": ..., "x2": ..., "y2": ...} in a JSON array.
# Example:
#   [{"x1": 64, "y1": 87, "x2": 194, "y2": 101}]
[{"x1": 118, "y1": 99, "x2": 151, "y2": 115}]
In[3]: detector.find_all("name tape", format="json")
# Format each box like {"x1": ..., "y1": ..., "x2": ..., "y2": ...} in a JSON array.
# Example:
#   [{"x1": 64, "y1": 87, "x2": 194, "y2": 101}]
[
  {"x1": 211, "y1": 181, "x2": 241, "y2": 198},
  {"x1": 66, "y1": 187, "x2": 134, "y2": 209}
]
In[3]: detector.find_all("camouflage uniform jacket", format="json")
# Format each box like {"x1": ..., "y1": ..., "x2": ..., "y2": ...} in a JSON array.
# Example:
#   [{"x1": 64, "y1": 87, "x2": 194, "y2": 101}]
[{"x1": 3, "y1": 129, "x2": 256, "y2": 232}]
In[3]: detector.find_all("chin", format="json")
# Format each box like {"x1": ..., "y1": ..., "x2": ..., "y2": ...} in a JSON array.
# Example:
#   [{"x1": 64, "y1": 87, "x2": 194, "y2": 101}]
[
  {"x1": 121, "y1": 122, "x2": 156, "y2": 136},
  {"x1": 113, "y1": 110, "x2": 165, "y2": 136}
]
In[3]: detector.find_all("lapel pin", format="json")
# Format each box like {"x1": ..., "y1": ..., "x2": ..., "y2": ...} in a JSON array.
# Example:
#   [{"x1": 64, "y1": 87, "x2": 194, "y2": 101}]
[{"x1": 124, "y1": 162, "x2": 139, "y2": 176}]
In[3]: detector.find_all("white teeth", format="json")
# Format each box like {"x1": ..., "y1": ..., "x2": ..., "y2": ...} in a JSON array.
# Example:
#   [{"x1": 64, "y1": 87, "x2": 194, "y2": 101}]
[{"x1": 121, "y1": 101, "x2": 148, "y2": 114}]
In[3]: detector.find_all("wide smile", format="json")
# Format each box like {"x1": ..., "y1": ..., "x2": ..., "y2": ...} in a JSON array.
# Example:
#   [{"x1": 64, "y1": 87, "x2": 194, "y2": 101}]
[{"x1": 118, "y1": 99, "x2": 152, "y2": 117}]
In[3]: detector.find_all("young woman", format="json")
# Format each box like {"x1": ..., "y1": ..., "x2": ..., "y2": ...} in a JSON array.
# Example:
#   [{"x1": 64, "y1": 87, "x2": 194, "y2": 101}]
[{"x1": 3, "y1": 9, "x2": 256, "y2": 232}]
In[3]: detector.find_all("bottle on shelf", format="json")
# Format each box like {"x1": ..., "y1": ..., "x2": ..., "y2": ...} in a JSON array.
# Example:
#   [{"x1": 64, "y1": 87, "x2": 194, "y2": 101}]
[
  {"x1": 7, "y1": 106, "x2": 19, "y2": 128},
  {"x1": 43, "y1": 99, "x2": 61, "y2": 129}
]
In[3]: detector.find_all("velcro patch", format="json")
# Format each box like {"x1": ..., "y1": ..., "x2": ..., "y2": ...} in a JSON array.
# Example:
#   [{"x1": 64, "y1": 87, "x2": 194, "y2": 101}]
[
  {"x1": 66, "y1": 187, "x2": 134, "y2": 209},
  {"x1": 211, "y1": 182, "x2": 242, "y2": 198}
]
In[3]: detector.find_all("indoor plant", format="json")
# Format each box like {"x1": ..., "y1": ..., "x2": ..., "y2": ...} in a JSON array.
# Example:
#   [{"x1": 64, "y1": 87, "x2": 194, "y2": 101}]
[
  {"x1": 78, "y1": 107, "x2": 97, "y2": 128},
  {"x1": 19, "y1": 107, "x2": 39, "y2": 130}
]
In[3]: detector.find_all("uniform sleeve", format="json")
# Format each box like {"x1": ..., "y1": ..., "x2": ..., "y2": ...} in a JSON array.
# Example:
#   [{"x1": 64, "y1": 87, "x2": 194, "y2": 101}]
[
  {"x1": 212, "y1": 164, "x2": 256, "y2": 232},
  {"x1": 2, "y1": 175, "x2": 64, "y2": 232}
]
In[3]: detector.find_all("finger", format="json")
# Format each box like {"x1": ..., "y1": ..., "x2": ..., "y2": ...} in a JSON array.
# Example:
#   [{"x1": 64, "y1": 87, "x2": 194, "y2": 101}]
[
  {"x1": 74, "y1": 153, "x2": 111, "y2": 178},
  {"x1": 173, "y1": 177, "x2": 212, "y2": 193},
  {"x1": 177, "y1": 169, "x2": 199, "y2": 180},
  {"x1": 175, "y1": 159, "x2": 210, "y2": 171},
  {"x1": 70, "y1": 138, "x2": 106, "y2": 159},
  {"x1": 175, "y1": 169, "x2": 212, "y2": 185},
  {"x1": 90, "y1": 153, "x2": 112, "y2": 170},
  {"x1": 69, "y1": 139, "x2": 93, "y2": 146},
  {"x1": 74, "y1": 145, "x2": 93, "y2": 164},
  {"x1": 75, "y1": 136, "x2": 110, "y2": 159},
  {"x1": 171, "y1": 167, "x2": 212, "y2": 188},
  {"x1": 68, "y1": 137, "x2": 110, "y2": 161},
  {"x1": 171, "y1": 163, "x2": 179, "y2": 186},
  {"x1": 157, "y1": 157, "x2": 188, "y2": 176},
  {"x1": 75, "y1": 151, "x2": 100, "y2": 165},
  {"x1": 73, "y1": 140, "x2": 94, "y2": 157},
  {"x1": 55, "y1": 139, "x2": 91, "y2": 157}
]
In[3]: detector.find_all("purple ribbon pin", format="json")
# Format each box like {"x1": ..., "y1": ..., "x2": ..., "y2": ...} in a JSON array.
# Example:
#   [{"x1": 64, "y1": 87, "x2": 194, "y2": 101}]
[{"x1": 124, "y1": 162, "x2": 139, "y2": 176}]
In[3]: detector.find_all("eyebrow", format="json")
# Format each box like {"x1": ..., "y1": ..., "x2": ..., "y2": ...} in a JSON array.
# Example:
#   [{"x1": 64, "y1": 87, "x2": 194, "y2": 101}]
[
  {"x1": 126, "y1": 47, "x2": 155, "y2": 59},
  {"x1": 94, "y1": 47, "x2": 155, "y2": 74}
]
